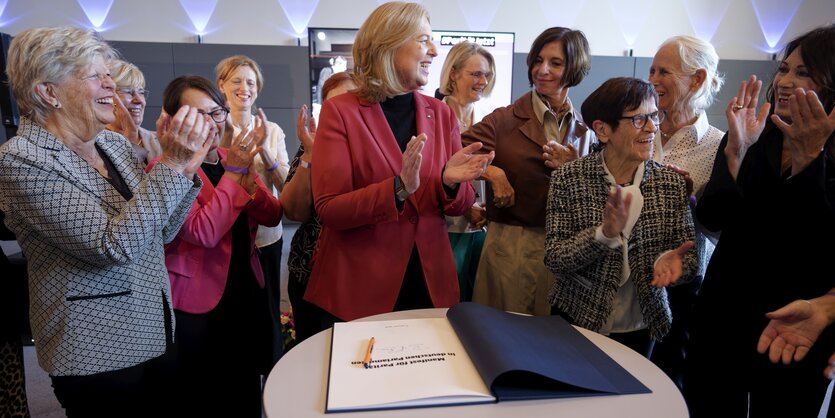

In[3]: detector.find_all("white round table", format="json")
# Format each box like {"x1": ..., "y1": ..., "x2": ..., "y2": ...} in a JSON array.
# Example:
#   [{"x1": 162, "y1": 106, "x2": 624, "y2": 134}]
[{"x1": 263, "y1": 308, "x2": 688, "y2": 418}]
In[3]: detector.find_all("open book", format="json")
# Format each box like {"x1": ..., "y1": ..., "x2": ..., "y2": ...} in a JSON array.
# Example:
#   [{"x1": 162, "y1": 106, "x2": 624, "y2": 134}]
[{"x1": 325, "y1": 302, "x2": 650, "y2": 413}]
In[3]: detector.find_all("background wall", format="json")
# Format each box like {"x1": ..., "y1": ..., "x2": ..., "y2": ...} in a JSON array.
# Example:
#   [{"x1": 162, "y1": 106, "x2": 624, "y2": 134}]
[
  {"x1": 0, "y1": 0, "x2": 832, "y2": 145},
  {"x1": 1, "y1": 0, "x2": 832, "y2": 59}
]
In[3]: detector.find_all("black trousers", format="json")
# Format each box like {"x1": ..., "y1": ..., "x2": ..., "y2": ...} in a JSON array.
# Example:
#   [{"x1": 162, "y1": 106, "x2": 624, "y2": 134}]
[
  {"x1": 287, "y1": 270, "x2": 321, "y2": 345},
  {"x1": 258, "y1": 238, "x2": 284, "y2": 366},
  {"x1": 51, "y1": 296, "x2": 176, "y2": 418}
]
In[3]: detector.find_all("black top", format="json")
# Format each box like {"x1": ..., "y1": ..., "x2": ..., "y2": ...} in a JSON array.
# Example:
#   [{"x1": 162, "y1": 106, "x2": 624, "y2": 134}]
[
  {"x1": 99, "y1": 145, "x2": 132, "y2": 201},
  {"x1": 380, "y1": 93, "x2": 416, "y2": 152},
  {"x1": 201, "y1": 162, "x2": 256, "y2": 286}
]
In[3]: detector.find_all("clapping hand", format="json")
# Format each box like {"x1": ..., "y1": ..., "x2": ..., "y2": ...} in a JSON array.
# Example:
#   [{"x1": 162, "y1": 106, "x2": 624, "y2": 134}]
[
  {"x1": 651, "y1": 241, "x2": 695, "y2": 287},
  {"x1": 296, "y1": 104, "x2": 316, "y2": 154},
  {"x1": 542, "y1": 140, "x2": 578, "y2": 169},
  {"x1": 771, "y1": 88, "x2": 835, "y2": 176},
  {"x1": 111, "y1": 93, "x2": 140, "y2": 144},
  {"x1": 400, "y1": 134, "x2": 426, "y2": 194},
  {"x1": 725, "y1": 75, "x2": 771, "y2": 180},
  {"x1": 443, "y1": 142, "x2": 494, "y2": 187},
  {"x1": 601, "y1": 185, "x2": 632, "y2": 239},
  {"x1": 156, "y1": 106, "x2": 215, "y2": 179}
]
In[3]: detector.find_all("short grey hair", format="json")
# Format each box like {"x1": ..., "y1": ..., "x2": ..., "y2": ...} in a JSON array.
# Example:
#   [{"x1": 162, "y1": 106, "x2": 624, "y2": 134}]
[
  {"x1": 110, "y1": 59, "x2": 146, "y2": 90},
  {"x1": 438, "y1": 41, "x2": 496, "y2": 97},
  {"x1": 6, "y1": 26, "x2": 117, "y2": 125},
  {"x1": 659, "y1": 35, "x2": 723, "y2": 111}
]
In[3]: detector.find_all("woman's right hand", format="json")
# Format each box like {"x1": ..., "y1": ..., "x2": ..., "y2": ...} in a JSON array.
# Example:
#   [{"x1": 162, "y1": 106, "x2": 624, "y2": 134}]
[
  {"x1": 296, "y1": 104, "x2": 316, "y2": 153},
  {"x1": 400, "y1": 134, "x2": 426, "y2": 194},
  {"x1": 157, "y1": 106, "x2": 215, "y2": 179},
  {"x1": 725, "y1": 74, "x2": 771, "y2": 180},
  {"x1": 601, "y1": 185, "x2": 632, "y2": 239}
]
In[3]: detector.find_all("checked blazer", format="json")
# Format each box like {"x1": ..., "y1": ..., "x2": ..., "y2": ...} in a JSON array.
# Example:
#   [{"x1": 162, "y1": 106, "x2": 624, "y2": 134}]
[
  {"x1": 0, "y1": 118, "x2": 201, "y2": 376},
  {"x1": 544, "y1": 152, "x2": 697, "y2": 340}
]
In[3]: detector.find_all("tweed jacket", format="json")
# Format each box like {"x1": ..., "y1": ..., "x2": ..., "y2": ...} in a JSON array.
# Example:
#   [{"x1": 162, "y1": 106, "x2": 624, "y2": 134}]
[
  {"x1": 544, "y1": 152, "x2": 697, "y2": 340},
  {"x1": 0, "y1": 118, "x2": 200, "y2": 376},
  {"x1": 462, "y1": 91, "x2": 596, "y2": 227}
]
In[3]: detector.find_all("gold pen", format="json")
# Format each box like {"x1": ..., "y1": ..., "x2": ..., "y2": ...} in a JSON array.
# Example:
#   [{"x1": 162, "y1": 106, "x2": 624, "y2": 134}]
[{"x1": 362, "y1": 337, "x2": 375, "y2": 369}]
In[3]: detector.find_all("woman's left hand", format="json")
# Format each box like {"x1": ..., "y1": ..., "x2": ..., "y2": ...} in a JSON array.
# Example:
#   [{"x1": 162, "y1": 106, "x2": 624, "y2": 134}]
[
  {"x1": 542, "y1": 140, "x2": 578, "y2": 169},
  {"x1": 772, "y1": 88, "x2": 835, "y2": 175},
  {"x1": 443, "y1": 142, "x2": 494, "y2": 187},
  {"x1": 665, "y1": 163, "x2": 694, "y2": 197},
  {"x1": 651, "y1": 240, "x2": 695, "y2": 287}
]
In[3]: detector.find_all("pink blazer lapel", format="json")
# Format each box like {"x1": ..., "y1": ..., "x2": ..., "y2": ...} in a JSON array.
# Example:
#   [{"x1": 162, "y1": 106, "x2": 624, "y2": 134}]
[{"x1": 413, "y1": 93, "x2": 436, "y2": 204}]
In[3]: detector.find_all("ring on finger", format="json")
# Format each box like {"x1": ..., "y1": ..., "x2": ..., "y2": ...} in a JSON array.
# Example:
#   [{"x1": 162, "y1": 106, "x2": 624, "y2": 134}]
[
  {"x1": 238, "y1": 144, "x2": 247, "y2": 150},
  {"x1": 733, "y1": 104, "x2": 744, "y2": 110}
]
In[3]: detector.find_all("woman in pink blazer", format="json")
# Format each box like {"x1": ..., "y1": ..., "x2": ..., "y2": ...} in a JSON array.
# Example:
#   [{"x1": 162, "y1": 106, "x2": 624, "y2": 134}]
[
  {"x1": 305, "y1": 1, "x2": 493, "y2": 326},
  {"x1": 156, "y1": 75, "x2": 282, "y2": 417}
]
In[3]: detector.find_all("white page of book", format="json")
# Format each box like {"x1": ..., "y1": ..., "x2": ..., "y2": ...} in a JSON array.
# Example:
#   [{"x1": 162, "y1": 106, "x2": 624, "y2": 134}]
[{"x1": 327, "y1": 318, "x2": 495, "y2": 411}]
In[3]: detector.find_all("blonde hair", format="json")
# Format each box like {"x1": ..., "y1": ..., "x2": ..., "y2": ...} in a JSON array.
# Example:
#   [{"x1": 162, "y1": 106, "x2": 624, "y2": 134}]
[
  {"x1": 352, "y1": 1, "x2": 429, "y2": 103},
  {"x1": 6, "y1": 26, "x2": 116, "y2": 125},
  {"x1": 439, "y1": 41, "x2": 496, "y2": 97},
  {"x1": 109, "y1": 59, "x2": 146, "y2": 90},
  {"x1": 659, "y1": 35, "x2": 724, "y2": 112},
  {"x1": 215, "y1": 54, "x2": 264, "y2": 94}
]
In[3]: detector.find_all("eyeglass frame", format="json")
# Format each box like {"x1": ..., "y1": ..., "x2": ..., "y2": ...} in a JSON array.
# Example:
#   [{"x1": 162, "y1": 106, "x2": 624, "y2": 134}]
[
  {"x1": 117, "y1": 87, "x2": 149, "y2": 99},
  {"x1": 197, "y1": 107, "x2": 230, "y2": 123},
  {"x1": 79, "y1": 72, "x2": 113, "y2": 83},
  {"x1": 619, "y1": 110, "x2": 665, "y2": 130},
  {"x1": 463, "y1": 70, "x2": 493, "y2": 82}
]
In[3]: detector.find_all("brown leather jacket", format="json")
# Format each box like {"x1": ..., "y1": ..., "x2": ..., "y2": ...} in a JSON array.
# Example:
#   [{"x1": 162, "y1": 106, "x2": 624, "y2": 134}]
[{"x1": 462, "y1": 91, "x2": 595, "y2": 227}]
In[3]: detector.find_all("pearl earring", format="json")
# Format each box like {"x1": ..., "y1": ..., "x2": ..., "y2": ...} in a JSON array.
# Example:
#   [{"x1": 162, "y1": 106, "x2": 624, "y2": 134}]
[{"x1": 54, "y1": 102, "x2": 61, "y2": 108}]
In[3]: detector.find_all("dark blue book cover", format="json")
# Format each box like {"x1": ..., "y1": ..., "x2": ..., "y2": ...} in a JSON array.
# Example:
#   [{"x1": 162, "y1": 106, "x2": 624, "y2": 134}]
[{"x1": 446, "y1": 302, "x2": 651, "y2": 400}]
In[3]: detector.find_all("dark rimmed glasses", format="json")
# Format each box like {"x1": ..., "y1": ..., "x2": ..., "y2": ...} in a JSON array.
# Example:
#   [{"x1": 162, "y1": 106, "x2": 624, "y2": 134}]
[
  {"x1": 620, "y1": 110, "x2": 665, "y2": 129},
  {"x1": 197, "y1": 107, "x2": 230, "y2": 123}
]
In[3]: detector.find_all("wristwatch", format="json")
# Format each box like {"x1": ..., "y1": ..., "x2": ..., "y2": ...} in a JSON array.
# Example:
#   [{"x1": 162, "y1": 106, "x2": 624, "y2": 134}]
[{"x1": 394, "y1": 176, "x2": 411, "y2": 202}]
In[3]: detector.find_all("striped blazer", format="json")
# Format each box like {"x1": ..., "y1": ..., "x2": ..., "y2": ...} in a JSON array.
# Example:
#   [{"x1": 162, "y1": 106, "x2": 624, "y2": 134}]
[
  {"x1": 0, "y1": 118, "x2": 200, "y2": 376},
  {"x1": 544, "y1": 152, "x2": 697, "y2": 340}
]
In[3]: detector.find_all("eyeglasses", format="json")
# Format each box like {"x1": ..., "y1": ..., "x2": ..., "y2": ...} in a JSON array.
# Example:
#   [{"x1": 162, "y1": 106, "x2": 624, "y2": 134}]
[
  {"x1": 117, "y1": 88, "x2": 149, "y2": 99},
  {"x1": 464, "y1": 70, "x2": 493, "y2": 82},
  {"x1": 80, "y1": 72, "x2": 112, "y2": 83},
  {"x1": 197, "y1": 107, "x2": 229, "y2": 123},
  {"x1": 620, "y1": 110, "x2": 665, "y2": 129}
]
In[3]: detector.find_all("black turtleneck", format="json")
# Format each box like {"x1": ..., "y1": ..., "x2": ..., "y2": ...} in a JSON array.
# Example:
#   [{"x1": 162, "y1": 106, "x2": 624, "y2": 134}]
[{"x1": 380, "y1": 92, "x2": 416, "y2": 152}]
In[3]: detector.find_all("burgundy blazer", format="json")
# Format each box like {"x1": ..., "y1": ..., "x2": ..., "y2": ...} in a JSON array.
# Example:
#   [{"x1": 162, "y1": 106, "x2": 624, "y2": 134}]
[
  {"x1": 306, "y1": 92, "x2": 475, "y2": 321},
  {"x1": 152, "y1": 149, "x2": 283, "y2": 314}
]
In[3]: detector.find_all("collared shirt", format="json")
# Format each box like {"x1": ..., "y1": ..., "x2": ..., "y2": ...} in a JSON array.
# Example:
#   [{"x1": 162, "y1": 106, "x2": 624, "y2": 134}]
[
  {"x1": 532, "y1": 91, "x2": 574, "y2": 144},
  {"x1": 595, "y1": 160, "x2": 647, "y2": 335},
  {"x1": 651, "y1": 111, "x2": 724, "y2": 199}
]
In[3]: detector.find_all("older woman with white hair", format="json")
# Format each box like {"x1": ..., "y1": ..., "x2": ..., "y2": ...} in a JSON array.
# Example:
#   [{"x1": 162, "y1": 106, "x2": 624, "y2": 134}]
[
  {"x1": 0, "y1": 26, "x2": 212, "y2": 416},
  {"x1": 647, "y1": 35, "x2": 724, "y2": 388},
  {"x1": 438, "y1": 40, "x2": 496, "y2": 301},
  {"x1": 106, "y1": 59, "x2": 161, "y2": 165}
]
